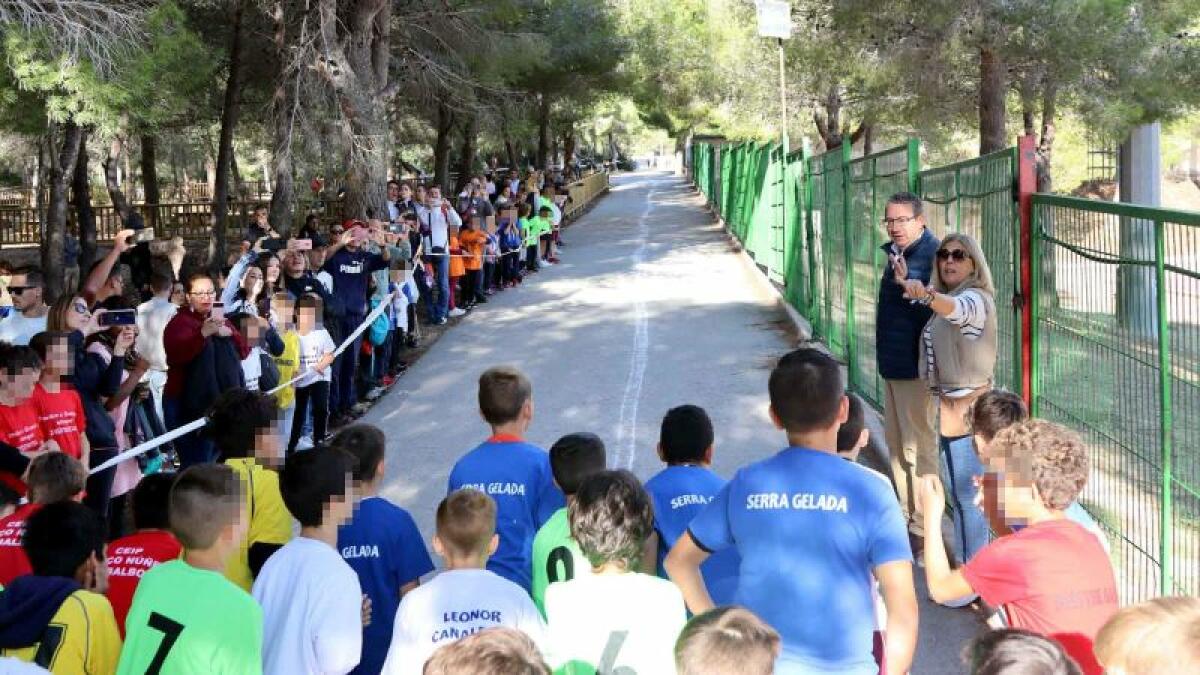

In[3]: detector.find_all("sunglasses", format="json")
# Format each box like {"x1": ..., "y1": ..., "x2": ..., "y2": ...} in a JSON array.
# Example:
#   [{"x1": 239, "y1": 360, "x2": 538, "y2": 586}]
[
  {"x1": 936, "y1": 249, "x2": 970, "y2": 262},
  {"x1": 7, "y1": 286, "x2": 34, "y2": 294},
  {"x1": 72, "y1": 302, "x2": 90, "y2": 314}
]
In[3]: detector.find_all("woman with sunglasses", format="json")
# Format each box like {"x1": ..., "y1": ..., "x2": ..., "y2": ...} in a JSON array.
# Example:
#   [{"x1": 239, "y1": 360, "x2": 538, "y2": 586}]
[
  {"x1": 899, "y1": 232, "x2": 998, "y2": 601},
  {"x1": 48, "y1": 294, "x2": 132, "y2": 529}
]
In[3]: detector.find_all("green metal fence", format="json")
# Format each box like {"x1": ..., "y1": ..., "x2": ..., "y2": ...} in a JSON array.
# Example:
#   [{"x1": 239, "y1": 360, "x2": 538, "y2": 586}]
[
  {"x1": 1032, "y1": 194, "x2": 1200, "y2": 601},
  {"x1": 919, "y1": 148, "x2": 1022, "y2": 394},
  {"x1": 691, "y1": 137, "x2": 1200, "y2": 603}
]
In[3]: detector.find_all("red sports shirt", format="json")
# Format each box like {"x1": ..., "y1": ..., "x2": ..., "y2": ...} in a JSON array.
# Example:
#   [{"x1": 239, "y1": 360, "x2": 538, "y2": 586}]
[
  {"x1": 105, "y1": 529, "x2": 183, "y2": 637},
  {"x1": 30, "y1": 383, "x2": 86, "y2": 459},
  {"x1": 0, "y1": 503, "x2": 41, "y2": 585},
  {"x1": 0, "y1": 402, "x2": 44, "y2": 455},
  {"x1": 962, "y1": 518, "x2": 1118, "y2": 675}
]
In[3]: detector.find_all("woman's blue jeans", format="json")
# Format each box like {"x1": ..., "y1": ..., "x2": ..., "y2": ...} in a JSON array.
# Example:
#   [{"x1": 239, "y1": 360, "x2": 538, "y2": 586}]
[{"x1": 940, "y1": 434, "x2": 990, "y2": 565}]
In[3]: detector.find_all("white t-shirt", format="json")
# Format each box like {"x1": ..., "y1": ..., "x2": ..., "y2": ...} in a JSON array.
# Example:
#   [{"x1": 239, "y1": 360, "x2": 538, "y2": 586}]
[
  {"x1": 136, "y1": 296, "x2": 177, "y2": 371},
  {"x1": 253, "y1": 536, "x2": 363, "y2": 675},
  {"x1": 241, "y1": 346, "x2": 263, "y2": 391},
  {"x1": 296, "y1": 329, "x2": 336, "y2": 386},
  {"x1": 0, "y1": 312, "x2": 46, "y2": 346},
  {"x1": 544, "y1": 572, "x2": 686, "y2": 674},
  {"x1": 381, "y1": 568, "x2": 545, "y2": 675}
]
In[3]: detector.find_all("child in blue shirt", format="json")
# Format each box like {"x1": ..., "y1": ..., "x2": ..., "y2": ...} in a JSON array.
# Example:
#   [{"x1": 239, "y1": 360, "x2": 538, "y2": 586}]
[
  {"x1": 666, "y1": 348, "x2": 918, "y2": 674},
  {"x1": 643, "y1": 404, "x2": 740, "y2": 606},
  {"x1": 447, "y1": 366, "x2": 564, "y2": 592},
  {"x1": 333, "y1": 423, "x2": 435, "y2": 675}
]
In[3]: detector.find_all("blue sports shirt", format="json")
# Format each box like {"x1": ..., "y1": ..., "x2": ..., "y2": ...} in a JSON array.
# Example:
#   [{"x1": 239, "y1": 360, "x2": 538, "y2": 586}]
[
  {"x1": 644, "y1": 465, "x2": 741, "y2": 605},
  {"x1": 687, "y1": 447, "x2": 911, "y2": 674},
  {"x1": 338, "y1": 496, "x2": 435, "y2": 675},
  {"x1": 447, "y1": 436, "x2": 565, "y2": 591}
]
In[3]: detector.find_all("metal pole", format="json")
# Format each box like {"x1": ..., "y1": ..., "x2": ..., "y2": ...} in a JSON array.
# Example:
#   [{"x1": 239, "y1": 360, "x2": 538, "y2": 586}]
[
  {"x1": 1155, "y1": 217, "x2": 1174, "y2": 594},
  {"x1": 778, "y1": 39, "x2": 789, "y2": 280}
]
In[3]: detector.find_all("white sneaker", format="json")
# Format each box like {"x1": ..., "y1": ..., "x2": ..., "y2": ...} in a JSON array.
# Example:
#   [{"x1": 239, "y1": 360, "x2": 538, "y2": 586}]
[
  {"x1": 365, "y1": 386, "x2": 385, "y2": 401},
  {"x1": 543, "y1": 259, "x2": 556, "y2": 266},
  {"x1": 449, "y1": 307, "x2": 467, "y2": 317},
  {"x1": 296, "y1": 435, "x2": 314, "y2": 451}
]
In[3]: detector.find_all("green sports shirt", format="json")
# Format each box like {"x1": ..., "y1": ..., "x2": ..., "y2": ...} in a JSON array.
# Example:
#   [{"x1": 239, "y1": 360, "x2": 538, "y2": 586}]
[
  {"x1": 117, "y1": 560, "x2": 263, "y2": 675},
  {"x1": 530, "y1": 507, "x2": 593, "y2": 617}
]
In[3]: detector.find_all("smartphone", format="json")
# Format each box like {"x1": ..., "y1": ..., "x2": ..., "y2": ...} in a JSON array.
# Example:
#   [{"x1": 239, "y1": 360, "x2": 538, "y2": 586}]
[
  {"x1": 134, "y1": 229, "x2": 156, "y2": 244},
  {"x1": 99, "y1": 309, "x2": 137, "y2": 327},
  {"x1": 261, "y1": 238, "x2": 286, "y2": 252},
  {"x1": 210, "y1": 302, "x2": 225, "y2": 320},
  {"x1": 290, "y1": 238, "x2": 313, "y2": 251},
  {"x1": 352, "y1": 227, "x2": 369, "y2": 243}
]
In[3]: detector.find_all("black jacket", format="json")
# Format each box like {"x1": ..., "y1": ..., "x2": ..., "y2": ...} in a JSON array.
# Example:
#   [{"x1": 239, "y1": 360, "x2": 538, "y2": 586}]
[
  {"x1": 180, "y1": 336, "x2": 246, "y2": 423},
  {"x1": 875, "y1": 228, "x2": 940, "y2": 380},
  {"x1": 68, "y1": 331, "x2": 125, "y2": 449}
]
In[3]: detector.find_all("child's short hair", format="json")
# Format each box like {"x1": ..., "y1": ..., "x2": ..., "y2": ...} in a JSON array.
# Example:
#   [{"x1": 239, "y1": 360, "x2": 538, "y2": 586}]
[
  {"x1": 569, "y1": 470, "x2": 653, "y2": 570},
  {"x1": 836, "y1": 393, "x2": 866, "y2": 454},
  {"x1": 327, "y1": 424, "x2": 386, "y2": 484},
  {"x1": 23, "y1": 501, "x2": 104, "y2": 578},
  {"x1": 295, "y1": 292, "x2": 323, "y2": 316},
  {"x1": 968, "y1": 390, "x2": 1028, "y2": 442},
  {"x1": 27, "y1": 452, "x2": 86, "y2": 504},
  {"x1": 169, "y1": 464, "x2": 245, "y2": 550},
  {"x1": 280, "y1": 447, "x2": 354, "y2": 528},
  {"x1": 675, "y1": 606, "x2": 781, "y2": 675},
  {"x1": 518, "y1": 203, "x2": 532, "y2": 218},
  {"x1": 538, "y1": 206, "x2": 551, "y2": 216},
  {"x1": 660, "y1": 404, "x2": 714, "y2": 464},
  {"x1": 1, "y1": 344, "x2": 41, "y2": 377},
  {"x1": 768, "y1": 348, "x2": 844, "y2": 433},
  {"x1": 987, "y1": 420, "x2": 1089, "y2": 510},
  {"x1": 204, "y1": 388, "x2": 279, "y2": 460},
  {"x1": 132, "y1": 472, "x2": 176, "y2": 531},
  {"x1": 1094, "y1": 596, "x2": 1200, "y2": 675},
  {"x1": 477, "y1": 366, "x2": 532, "y2": 426},
  {"x1": 549, "y1": 433, "x2": 607, "y2": 496},
  {"x1": 963, "y1": 628, "x2": 1081, "y2": 675},
  {"x1": 422, "y1": 626, "x2": 550, "y2": 675},
  {"x1": 28, "y1": 331, "x2": 68, "y2": 363},
  {"x1": 435, "y1": 489, "x2": 497, "y2": 558}
]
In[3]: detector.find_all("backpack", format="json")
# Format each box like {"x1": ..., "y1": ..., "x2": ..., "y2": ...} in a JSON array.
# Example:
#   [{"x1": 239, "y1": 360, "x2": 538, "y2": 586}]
[{"x1": 368, "y1": 296, "x2": 389, "y2": 346}]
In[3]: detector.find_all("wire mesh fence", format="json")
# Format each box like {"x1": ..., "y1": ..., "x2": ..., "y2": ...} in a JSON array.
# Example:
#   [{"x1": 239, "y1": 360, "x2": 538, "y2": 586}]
[
  {"x1": 692, "y1": 138, "x2": 1200, "y2": 604},
  {"x1": 1033, "y1": 194, "x2": 1200, "y2": 602}
]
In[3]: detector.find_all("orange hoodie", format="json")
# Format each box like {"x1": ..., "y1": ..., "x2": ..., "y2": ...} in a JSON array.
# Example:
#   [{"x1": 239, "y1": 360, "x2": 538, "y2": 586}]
[{"x1": 459, "y1": 229, "x2": 487, "y2": 272}]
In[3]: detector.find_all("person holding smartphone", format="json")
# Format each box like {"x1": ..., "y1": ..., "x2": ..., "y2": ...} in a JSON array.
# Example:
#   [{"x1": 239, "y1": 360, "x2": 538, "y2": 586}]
[
  {"x1": 416, "y1": 186, "x2": 462, "y2": 326},
  {"x1": 321, "y1": 224, "x2": 390, "y2": 426},
  {"x1": 162, "y1": 273, "x2": 250, "y2": 467}
]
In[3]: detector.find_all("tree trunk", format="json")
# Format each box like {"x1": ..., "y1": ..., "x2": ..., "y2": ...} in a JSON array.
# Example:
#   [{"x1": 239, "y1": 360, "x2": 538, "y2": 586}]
[
  {"x1": 536, "y1": 95, "x2": 551, "y2": 170},
  {"x1": 43, "y1": 123, "x2": 84, "y2": 303},
  {"x1": 208, "y1": 0, "x2": 248, "y2": 273},
  {"x1": 74, "y1": 135, "x2": 98, "y2": 281},
  {"x1": 314, "y1": 0, "x2": 391, "y2": 221},
  {"x1": 563, "y1": 127, "x2": 576, "y2": 169},
  {"x1": 503, "y1": 133, "x2": 518, "y2": 171},
  {"x1": 861, "y1": 123, "x2": 874, "y2": 156},
  {"x1": 140, "y1": 134, "x2": 160, "y2": 207},
  {"x1": 268, "y1": 3, "x2": 299, "y2": 237},
  {"x1": 978, "y1": 45, "x2": 1007, "y2": 155},
  {"x1": 1035, "y1": 84, "x2": 1057, "y2": 193},
  {"x1": 454, "y1": 114, "x2": 478, "y2": 196},
  {"x1": 103, "y1": 137, "x2": 134, "y2": 223},
  {"x1": 433, "y1": 103, "x2": 455, "y2": 191},
  {"x1": 231, "y1": 152, "x2": 246, "y2": 202}
]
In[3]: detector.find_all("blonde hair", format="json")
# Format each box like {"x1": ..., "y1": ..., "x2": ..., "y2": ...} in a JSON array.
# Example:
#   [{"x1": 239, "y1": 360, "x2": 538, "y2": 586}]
[
  {"x1": 1095, "y1": 596, "x2": 1200, "y2": 674},
  {"x1": 435, "y1": 489, "x2": 496, "y2": 558},
  {"x1": 932, "y1": 232, "x2": 995, "y2": 296},
  {"x1": 423, "y1": 627, "x2": 549, "y2": 675},
  {"x1": 675, "y1": 606, "x2": 781, "y2": 675}
]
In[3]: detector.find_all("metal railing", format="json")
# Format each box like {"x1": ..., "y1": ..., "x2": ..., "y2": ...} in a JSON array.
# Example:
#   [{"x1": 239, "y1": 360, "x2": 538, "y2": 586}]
[
  {"x1": 1032, "y1": 194, "x2": 1200, "y2": 601},
  {"x1": 692, "y1": 137, "x2": 1200, "y2": 602}
]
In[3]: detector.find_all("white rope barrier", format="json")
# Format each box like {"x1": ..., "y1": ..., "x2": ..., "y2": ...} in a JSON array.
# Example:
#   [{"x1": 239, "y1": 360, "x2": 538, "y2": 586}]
[{"x1": 89, "y1": 290, "x2": 399, "y2": 475}]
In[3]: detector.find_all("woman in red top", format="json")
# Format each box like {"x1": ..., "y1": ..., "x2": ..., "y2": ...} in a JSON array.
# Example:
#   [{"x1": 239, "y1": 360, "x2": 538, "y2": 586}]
[{"x1": 162, "y1": 273, "x2": 249, "y2": 467}]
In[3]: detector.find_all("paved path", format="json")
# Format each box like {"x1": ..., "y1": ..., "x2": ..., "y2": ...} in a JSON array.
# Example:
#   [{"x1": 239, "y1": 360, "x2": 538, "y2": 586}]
[{"x1": 363, "y1": 170, "x2": 981, "y2": 673}]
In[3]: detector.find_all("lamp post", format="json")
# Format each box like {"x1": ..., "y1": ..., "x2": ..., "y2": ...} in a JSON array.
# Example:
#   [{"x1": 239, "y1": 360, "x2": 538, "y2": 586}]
[{"x1": 756, "y1": 1, "x2": 792, "y2": 266}]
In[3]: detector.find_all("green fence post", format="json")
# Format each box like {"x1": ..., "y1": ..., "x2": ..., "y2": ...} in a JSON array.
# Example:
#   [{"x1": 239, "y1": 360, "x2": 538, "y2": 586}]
[
  {"x1": 803, "y1": 140, "x2": 816, "y2": 320},
  {"x1": 841, "y1": 140, "x2": 857, "y2": 390},
  {"x1": 906, "y1": 138, "x2": 920, "y2": 194},
  {"x1": 1155, "y1": 217, "x2": 1174, "y2": 594},
  {"x1": 1029, "y1": 198, "x2": 1042, "y2": 418}
]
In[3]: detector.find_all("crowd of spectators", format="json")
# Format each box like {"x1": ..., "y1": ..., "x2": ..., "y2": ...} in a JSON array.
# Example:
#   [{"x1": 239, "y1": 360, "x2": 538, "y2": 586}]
[{"x1": 0, "y1": 180, "x2": 1194, "y2": 675}]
